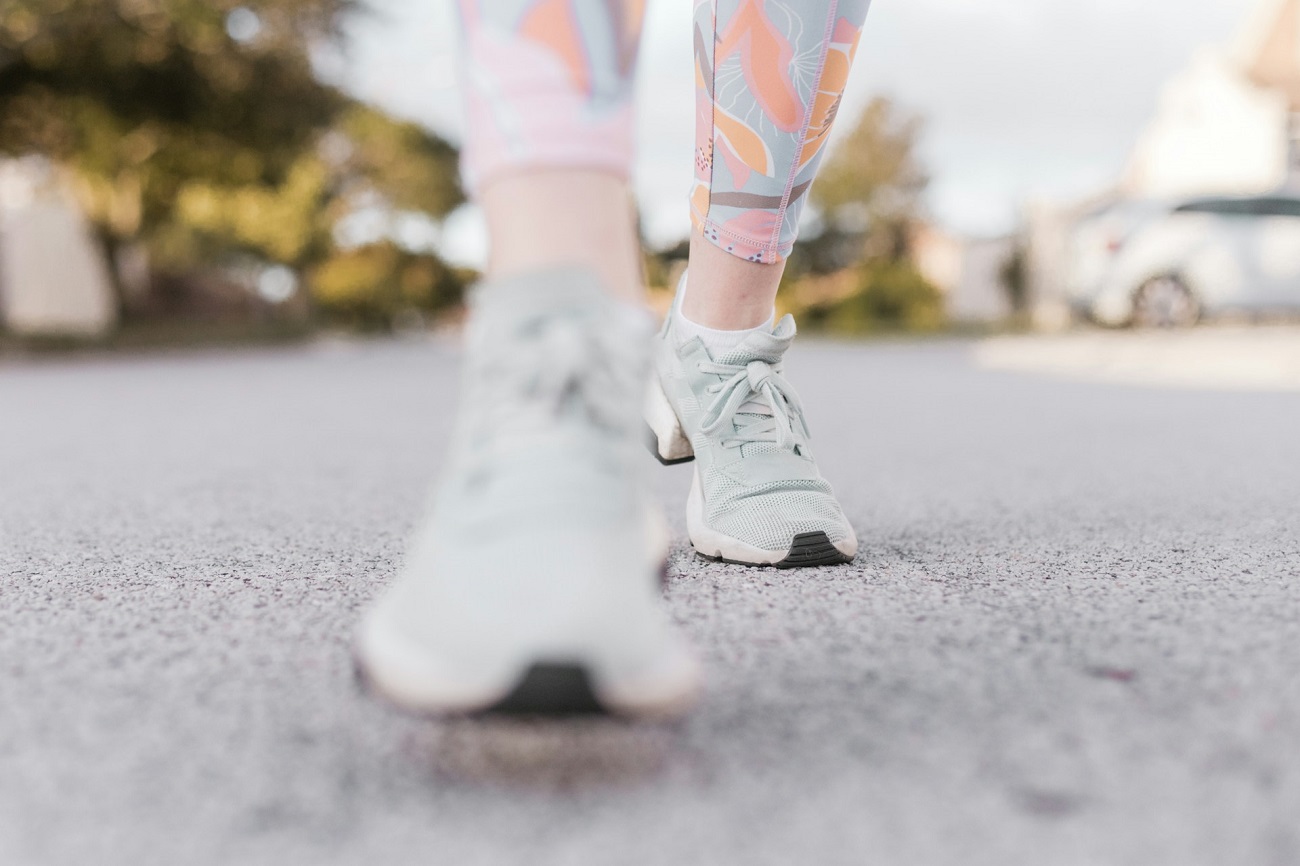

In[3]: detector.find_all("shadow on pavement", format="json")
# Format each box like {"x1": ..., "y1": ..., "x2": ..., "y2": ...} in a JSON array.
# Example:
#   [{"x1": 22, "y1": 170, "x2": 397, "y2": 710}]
[{"x1": 406, "y1": 717, "x2": 689, "y2": 791}]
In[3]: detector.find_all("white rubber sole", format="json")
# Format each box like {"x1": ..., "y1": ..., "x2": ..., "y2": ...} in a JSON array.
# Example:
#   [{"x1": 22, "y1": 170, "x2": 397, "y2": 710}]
[
  {"x1": 686, "y1": 469, "x2": 858, "y2": 566},
  {"x1": 645, "y1": 375, "x2": 695, "y2": 463},
  {"x1": 355, "y1": 619, "x2": 521, "y2": 714},
  {"x1": 355, "y1": 613, "x2": 702, "y2": 719}
]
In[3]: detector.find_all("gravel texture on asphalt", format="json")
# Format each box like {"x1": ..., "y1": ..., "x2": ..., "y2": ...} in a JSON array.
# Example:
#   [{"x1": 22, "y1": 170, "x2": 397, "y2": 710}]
[{"x1": 2, "y1": 336, "x2": 1298, "y2": 866}]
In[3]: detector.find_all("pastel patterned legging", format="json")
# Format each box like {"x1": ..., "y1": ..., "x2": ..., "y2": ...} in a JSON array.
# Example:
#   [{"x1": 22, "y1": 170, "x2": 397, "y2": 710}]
[{"x1": 456, "y1": 0, "x2": 871, "y2": 264}]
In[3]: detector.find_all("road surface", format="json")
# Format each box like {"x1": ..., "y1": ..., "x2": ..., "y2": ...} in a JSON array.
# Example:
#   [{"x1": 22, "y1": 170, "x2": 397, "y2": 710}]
[{"x1": 2, "y1": 332, "x2": 1298, "y2": 865}]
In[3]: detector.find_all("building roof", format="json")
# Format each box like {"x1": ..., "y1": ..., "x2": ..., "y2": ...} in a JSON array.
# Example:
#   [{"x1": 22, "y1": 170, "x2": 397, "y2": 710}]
[{"x1": 1236, "y1": 0, "x2": 1300, "y2": 108}]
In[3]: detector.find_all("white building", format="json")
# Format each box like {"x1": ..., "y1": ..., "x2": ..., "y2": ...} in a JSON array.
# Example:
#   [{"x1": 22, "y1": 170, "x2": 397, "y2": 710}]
[
  {"x1": 913, "y1": 225, "x2": 1016, "y2": 324},
  {"x1": 1127, "y1": 0, "x2": 1300, "y2": 198},
  {"x1": 1124, "y1": 50, "x2": 1290, "y2": 198},
  {"x1": 0, "y1": 160, "x2": 118, "y2": 338}
]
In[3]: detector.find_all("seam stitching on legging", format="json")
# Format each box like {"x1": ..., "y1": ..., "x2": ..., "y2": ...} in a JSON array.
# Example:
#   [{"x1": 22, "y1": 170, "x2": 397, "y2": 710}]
[
  {"x1": 700, "y1": 217, "x2": 782, "y2": 254},
  {"x1": 705, "y1": 0, "x2": 719, "y2": 227},
  {"x1": 770, "y1": 0, "x2": 839, "y2": 256}
]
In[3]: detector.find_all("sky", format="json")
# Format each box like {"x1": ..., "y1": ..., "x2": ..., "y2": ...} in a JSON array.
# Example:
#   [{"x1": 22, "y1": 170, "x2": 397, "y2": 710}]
[{"x1": 336, "y1": 0, "x2": 1255, "y2": 265}]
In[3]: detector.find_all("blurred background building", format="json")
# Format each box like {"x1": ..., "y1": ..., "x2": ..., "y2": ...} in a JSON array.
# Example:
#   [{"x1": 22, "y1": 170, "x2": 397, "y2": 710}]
[{"x1": 0, "y1": 159, "x2": 117, "y2": 337}]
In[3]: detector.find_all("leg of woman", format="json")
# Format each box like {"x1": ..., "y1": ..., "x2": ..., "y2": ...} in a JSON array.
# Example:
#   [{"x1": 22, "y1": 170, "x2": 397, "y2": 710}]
[
  {"x1": 356, "y1": 1, "x2": 701, "y2": 718},
  {"x1": 647, "y1": 0, "x2": 872, "y2": 567},
  {"x1": 684, "y1": 0, "x2": 872, "y2": 327},
  {"x1": 479, "y1": 171, "x2": 643, "y2": 303},
  {"x1": 460, "y1": 0, "x2": 646, "y2": 301}
]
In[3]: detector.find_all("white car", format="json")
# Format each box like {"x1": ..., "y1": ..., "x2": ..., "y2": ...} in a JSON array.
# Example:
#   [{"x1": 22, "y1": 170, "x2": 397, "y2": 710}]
[
  {"x1": 1077, "y1": 194, "x2": 1300, "y2": 327},
  {"x1": 1064, "y1": 198, "x2": 1171, "y2": 313}
]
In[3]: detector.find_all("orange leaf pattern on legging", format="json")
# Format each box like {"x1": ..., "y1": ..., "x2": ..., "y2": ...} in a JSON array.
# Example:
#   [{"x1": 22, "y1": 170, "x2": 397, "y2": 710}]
[
  {"x1": 691, "y1": 0, "x2": 870, "y2": 263},
  {"x1": 457, "y1": 0, "x2": 871, "y2": 264}
]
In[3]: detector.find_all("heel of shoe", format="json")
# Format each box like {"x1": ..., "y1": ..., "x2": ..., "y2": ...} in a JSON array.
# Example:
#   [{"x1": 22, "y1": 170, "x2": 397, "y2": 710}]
[{"x1": 644, "y1": 377, "x2": 694, "y2": 465}]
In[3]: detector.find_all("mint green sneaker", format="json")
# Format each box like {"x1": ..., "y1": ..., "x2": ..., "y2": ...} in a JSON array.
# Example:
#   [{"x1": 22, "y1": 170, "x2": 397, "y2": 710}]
[
  {"x1": 356, "y1": 269, "x2": 701, "y2": 717},
  {"x1": 645, "y1": 307, "x2": 857, "y2": 567}
]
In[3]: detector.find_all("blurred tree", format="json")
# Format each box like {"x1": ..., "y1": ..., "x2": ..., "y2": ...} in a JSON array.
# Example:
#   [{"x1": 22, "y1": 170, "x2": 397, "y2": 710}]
[
  {"x1": 164, "y1": 103, "x2": 461, "y2": 273},
  {"x1": 333, "y1": 104, "x2": 462, "y2": 219},
  {"x1": 778, "y1": 97, "x2": 940, "y2": 333},
  {"x1": 792, "y1": 96, "x2": 929, "y2": 276},
  {"x1": 812, "y1": 96, "x2": 928, "y2": 253},
  {"x1": 791, "y1": 259, "x2": 943, "y2": 334},
  {"x1": 310, "y1": 240, "x2": 463, "y2": 329},
  {"x1": 0, "y1": 0, "x2": 466, "y2": 327}
]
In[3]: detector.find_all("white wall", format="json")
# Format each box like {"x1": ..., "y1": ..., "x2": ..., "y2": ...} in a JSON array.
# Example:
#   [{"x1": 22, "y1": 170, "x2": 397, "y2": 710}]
[
  {"x1": 1125, "y1": 51, "x2": 1290, "y2": 197},
  {"x1": 948, "y1": 237, "x2": 1016, "y2": 324},
  {"x1": 0, "y1": 162, "x2": 117, "y2": 338}
]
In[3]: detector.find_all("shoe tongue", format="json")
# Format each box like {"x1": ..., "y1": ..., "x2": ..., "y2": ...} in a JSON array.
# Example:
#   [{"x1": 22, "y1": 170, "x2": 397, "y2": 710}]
[
  {"x1": 710, "y1": 315, "x2": 801, "y2": 458},
  {"x1": 468, "y1": 268, "x2": 653, "y2": 349},
  {"x1": 714, "y1": 314, "x2": 796, "y2": 366}
]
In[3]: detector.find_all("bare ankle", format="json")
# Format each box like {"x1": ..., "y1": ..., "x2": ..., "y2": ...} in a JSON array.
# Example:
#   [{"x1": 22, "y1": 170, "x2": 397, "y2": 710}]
[
  {"x1": 479, "y1": 170, "x2": 644, "y2": 303},
  {"x1": 681, "y1": 230, "x2": 784, "y2": 329}
]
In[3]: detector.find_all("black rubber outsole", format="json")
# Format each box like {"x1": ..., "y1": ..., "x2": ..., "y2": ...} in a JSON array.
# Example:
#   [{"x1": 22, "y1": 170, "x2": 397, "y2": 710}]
[
  {"x1": 695, "y1": 530, "x2": 853, "y2": 569},
  {"x1": 645, "y1": 424, "x2": 695, "y2": 466},
  {"x1": 487, "y1": 663, "x2": 608, "y2": 716}
]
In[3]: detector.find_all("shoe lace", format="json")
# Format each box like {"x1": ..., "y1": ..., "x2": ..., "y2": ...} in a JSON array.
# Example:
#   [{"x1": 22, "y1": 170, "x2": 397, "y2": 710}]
[
  {"x1": 697, "y1": 358, "x2": 807, "y2": 450},
  {"x1": 471, "y1": 313, "x2": 639, "y2": 438}
]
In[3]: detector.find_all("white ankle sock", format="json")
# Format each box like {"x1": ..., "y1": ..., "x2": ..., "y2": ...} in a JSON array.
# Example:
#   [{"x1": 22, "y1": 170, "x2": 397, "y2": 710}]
[{"x1": 671, "y1": 273, "x2": 775, "y2": 356}]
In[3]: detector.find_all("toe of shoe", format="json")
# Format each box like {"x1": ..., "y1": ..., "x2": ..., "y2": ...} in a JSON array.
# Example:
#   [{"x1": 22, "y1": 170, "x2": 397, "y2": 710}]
[{"x1": 774, "y1": 529, "x2": 856, "y2": 567}]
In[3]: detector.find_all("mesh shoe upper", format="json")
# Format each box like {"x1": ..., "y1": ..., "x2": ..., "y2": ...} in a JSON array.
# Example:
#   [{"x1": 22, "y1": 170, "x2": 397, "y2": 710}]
[{"x1": 655, "y1": 310, "x2": 855, "y2": 554}]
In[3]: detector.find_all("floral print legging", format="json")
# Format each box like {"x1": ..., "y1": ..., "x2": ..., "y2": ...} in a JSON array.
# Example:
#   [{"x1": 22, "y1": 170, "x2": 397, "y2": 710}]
[{"x1": 457, "y1": 0, "x2": 872, "y2": 264}]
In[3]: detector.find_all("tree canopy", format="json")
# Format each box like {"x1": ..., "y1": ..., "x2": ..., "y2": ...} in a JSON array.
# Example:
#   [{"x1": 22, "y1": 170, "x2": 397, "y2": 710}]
[
  {"x1": 781, "y1": 96, "x2": 942, "y2": 333},
  {"x1": 0, "y1": 0, "x2": 465, "y2": 326},
  {"x1": 812, "y1": 96, "x2": 929, "y2": 229}
]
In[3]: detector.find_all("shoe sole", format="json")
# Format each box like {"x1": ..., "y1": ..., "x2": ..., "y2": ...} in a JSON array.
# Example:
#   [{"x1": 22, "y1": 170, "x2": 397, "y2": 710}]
[
  {"x1": 693, "y1": 530, "x2": 854, "y2": 569},
  {"x1": 686, "y1": 471, "x2": 858, "y2": 567},
  {"x1": 354, "y1": 599, "x2": 702, "y2": 720},
  {"x1": 355, "y1": 646, "x2": 701, "y2": 719},
  {"x1": 355, "y1": 656, "x2": 611, "y2": 717},
  {"x1": 646, "y1": 424, "x2": 694, "y2": 466},
  {"x1": 644, "y1": 376, "x2": 695, "y2": 465}
]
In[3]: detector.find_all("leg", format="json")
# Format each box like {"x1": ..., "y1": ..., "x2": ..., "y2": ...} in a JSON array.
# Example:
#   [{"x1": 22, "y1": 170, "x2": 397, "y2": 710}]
[
  {"x1": 648, "y1": 0, "x2": 872, "y2": 566},
  {"x1": 356, "y1": 1, "x2": 701, "y2": 718},
  {"x1": 459, "y1": 0, "x2": 646, "y2": 301},
  {"x1": 480, "y1": 171, "x2": 643, "y2": 303},
  {"x1": 684, "y1": 0, "x2": 872, "y2": 328}
]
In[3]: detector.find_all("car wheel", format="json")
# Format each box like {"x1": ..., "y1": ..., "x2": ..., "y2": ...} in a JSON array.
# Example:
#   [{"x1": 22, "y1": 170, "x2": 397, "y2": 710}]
[{"x1": 1132, "y1": 275, "x2": 1200, "y2": 328}]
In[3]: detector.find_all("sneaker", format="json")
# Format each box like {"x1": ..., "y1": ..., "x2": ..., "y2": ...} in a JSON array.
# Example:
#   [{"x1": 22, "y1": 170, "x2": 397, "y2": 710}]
[
  {"x1": 356, "y1": 269, "x2": 701, "y2": 717},
  {"x1": 645, "y1": 301, "x2": 858, "y2": 567}
]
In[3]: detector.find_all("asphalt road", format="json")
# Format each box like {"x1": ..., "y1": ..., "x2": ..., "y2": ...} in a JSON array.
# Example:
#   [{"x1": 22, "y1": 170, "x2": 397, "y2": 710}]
[{"x1": 2, "y1": 333, "x2": 1298, "y2": 866}]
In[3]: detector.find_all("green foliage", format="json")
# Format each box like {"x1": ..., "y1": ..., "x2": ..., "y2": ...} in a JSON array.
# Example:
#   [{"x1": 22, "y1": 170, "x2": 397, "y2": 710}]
[
  {"x1": 798, "y1": 260, "x2": 945, "y2": 335},
  {"x1": 778, "y1": 98, "x2": 941, "y2": 335},
  {"x1": 0, "y1": 0, "x2": 468, "y2": 329},
  {"x1": 785, "y1": 96, "x2": 931, "y2": 320},
  {"x1": 172, "y1": 154, "x2": 329, "y2": 264},
  {"x1": 810, "y1": 96, "x2": 928, "y2": 242},
  {"x1": 0, "y1": 1, "x2": 349, "y2": 229},
  {"x1": 334, "y1": 105, "x2": 462, "y2": 219},
  {"x1": 310, "y1": 242, "x2": 463, "y2": 329}
]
